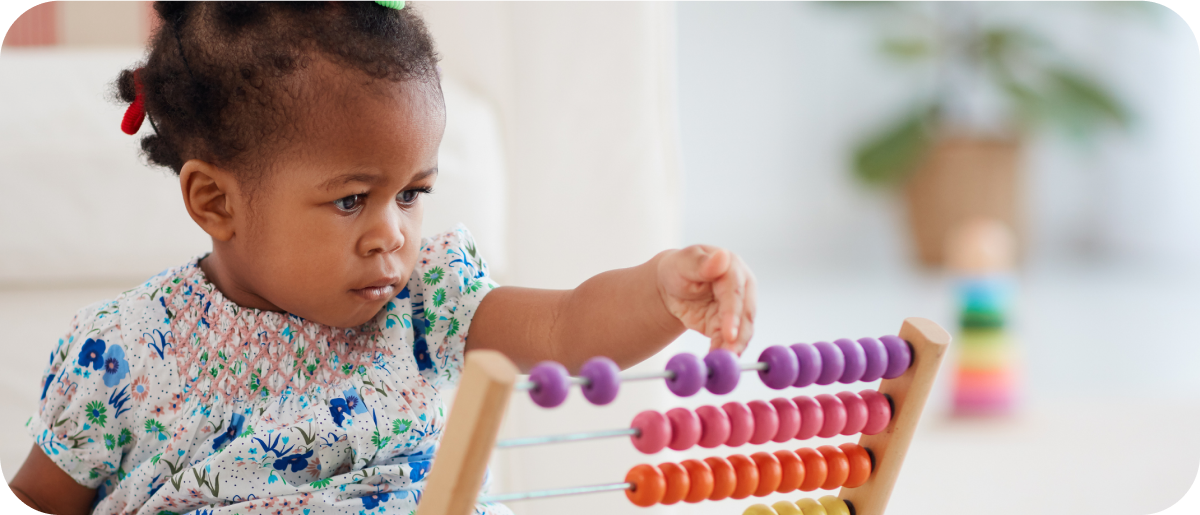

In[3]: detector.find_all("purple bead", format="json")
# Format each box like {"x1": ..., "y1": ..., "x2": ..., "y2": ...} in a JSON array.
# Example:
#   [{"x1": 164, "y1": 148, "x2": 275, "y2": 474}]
[
  {"x1": 834, "y1": 338, "x2": 867, "y2": 384},
  {"x1": 757, "y1": 345, "x2": 799, "y2": 389},
  {"x1": 704, "y1": 349, "x2": 740, "y2": 395},
  {"x1": 665, "y1": 353, "x2": 705, "y2": 397},
  {"x1": 857, "y1": 337, "x2": 888, "y2": 382},
  {"x1": 528, "y1": 361, "x2": 570, "y2": 408},
  {"x1": 880, "y1": 335, "x2": 912, "y2": 379},
  {"x1": 790, "y1": 343, "x2": 822, "y2": 388},
  {"x1": 812, "y1": 341, "x2": 844, "y2": 386},
  {"x1": 580, "y1": 356, "x2": 620, "y2": 405}
]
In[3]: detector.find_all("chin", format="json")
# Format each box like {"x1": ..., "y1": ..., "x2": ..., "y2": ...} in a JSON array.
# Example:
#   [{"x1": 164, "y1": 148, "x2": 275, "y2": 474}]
[
  {"x1": 339, "y1": 300, "x2": 391, "y2": 328},
  {"x1": 297, "y1": 301, "x2": 386, "y2": 329}
]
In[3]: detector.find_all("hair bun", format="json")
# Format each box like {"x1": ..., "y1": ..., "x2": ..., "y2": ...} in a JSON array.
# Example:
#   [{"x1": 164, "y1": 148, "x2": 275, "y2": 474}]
[
  {"x1": 156, "y1": 0, "x2": 190, "y2": 22},
  {"x1": 116, "y1": 68, "x2": 138, "y2": 103}
]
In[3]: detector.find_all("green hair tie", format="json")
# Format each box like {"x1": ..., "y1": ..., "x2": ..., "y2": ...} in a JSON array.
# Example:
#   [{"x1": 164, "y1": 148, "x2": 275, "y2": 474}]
[{"x1": 375, "y1": 1, "x2": 405, "y2": 10}]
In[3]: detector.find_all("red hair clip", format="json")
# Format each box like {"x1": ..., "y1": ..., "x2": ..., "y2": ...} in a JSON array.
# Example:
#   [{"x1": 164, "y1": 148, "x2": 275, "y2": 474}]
[{"x1": 121, "y1": 69, "x2": 145, "y2": 135}]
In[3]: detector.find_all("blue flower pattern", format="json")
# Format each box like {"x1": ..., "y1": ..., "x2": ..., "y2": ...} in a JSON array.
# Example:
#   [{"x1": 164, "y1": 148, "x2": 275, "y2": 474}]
[
  {"x1": 78, "y1": 338, "x2": 106, "y2": 370},
  {"x1": 211, "y1": 412, "x2": 245, "y2": 450},
  {"x1": 100, "y1": 344, "x2": 130, "y2": 387}
]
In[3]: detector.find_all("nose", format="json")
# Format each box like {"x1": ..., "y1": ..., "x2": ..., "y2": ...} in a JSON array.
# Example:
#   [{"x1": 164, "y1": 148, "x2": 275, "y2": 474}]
[{"x1": 358, "y1": 203, "x2": 406, "y2": 257}]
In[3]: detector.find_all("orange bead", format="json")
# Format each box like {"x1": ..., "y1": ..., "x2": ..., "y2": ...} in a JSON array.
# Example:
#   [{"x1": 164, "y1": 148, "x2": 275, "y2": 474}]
[
  {"x1": 681, "y1": 459, "x2": 715, "y2": 503},
  {"x1": 773, "y1": 449, "x2": 805, "y2": 493},
  {"x1": 796, "y1": 447, "x2": 828, "y2": 492},
  {"x1": 839, "y1": 443, "x2": 873, "y2": 488},
  {"x1": 728, "y1": 454, "x2": 761, "y2": 500},
  {"x1": 751, "y1": 452, "x2": 783, "y2": 497},
  {"x1": 817, "y1": 445, "x2": 849, "y2": 490},
  {"x1": 658, "y1": 462, "x2": 691, "y2": 505},
  {"x1": 625, "y1": 463, "x2": 666, "y2": 507},
  {"x1": 705, "y1": 456, "x2": 738, "y2": 501}
]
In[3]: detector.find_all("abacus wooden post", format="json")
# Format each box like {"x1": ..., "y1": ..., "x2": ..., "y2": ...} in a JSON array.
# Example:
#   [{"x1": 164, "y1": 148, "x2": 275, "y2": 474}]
[
  {"x1": 416, "y1": 350, "x2": 519, "y2": 515},
  {"x1": 839, "y1": 317, "x2": 949, "y2": 515}
]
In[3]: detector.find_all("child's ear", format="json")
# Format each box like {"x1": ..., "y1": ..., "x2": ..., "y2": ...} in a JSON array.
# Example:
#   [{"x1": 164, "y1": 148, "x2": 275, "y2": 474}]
[{"x1": 179, "y1": 159, "x2": 239, "y2": 241}]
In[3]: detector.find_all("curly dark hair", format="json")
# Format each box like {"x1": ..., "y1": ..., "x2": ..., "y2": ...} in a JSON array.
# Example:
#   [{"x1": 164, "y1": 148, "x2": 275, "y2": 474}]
[{"x1": 115, "y1": 2, "x2": 440, "y2": 176}]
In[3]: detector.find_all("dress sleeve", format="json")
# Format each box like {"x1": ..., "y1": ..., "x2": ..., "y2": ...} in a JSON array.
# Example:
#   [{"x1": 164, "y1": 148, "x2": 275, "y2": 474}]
[
  {"x1": 27, "y1": 301, "x2": 136, "y2": 488},
  {"x1": 409, "y1": 224, "x2": 499, "y2": 386}
]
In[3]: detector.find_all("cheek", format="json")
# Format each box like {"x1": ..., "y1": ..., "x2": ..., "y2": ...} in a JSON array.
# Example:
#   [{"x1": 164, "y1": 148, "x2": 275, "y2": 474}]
[
  {"x1": 241, "y1": 208, "x2": 350, "y2": 277},
  {"x1": 403, "y1": 207, "x2": 423, "y2": 249}
]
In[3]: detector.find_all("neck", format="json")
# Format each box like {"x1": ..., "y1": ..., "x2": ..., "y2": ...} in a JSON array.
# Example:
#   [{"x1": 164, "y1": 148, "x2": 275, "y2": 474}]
[{"x1": 200, "y1": 248, "x2": 284, "y2": 312}]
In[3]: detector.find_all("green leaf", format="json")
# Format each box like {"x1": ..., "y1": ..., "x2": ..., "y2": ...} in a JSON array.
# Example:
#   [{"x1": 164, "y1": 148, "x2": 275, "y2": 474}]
[
  {"x1": 880, "y1": 38, "x2": 931, "y2": 60},
  {"x1": 852, "y1": 106, "x2": 936, "y2": 187},
  {"x1": 1045, "y1": 67, "x2": 1129, "y2": 128}
]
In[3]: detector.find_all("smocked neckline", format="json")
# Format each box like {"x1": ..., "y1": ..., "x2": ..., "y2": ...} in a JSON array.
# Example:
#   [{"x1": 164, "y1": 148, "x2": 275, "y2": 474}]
[{"x1": 165, "y1": 256, "x2": 387, "y2": 404}]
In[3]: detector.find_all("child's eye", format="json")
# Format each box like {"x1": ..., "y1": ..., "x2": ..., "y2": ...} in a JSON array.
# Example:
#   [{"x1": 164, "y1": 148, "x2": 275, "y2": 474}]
[
  {"x1": 397, "y1": 187, "x2": 431, "y2": 206},
  {"x1": 333, "y1": 194, "x2": 366, "y2": 212}
]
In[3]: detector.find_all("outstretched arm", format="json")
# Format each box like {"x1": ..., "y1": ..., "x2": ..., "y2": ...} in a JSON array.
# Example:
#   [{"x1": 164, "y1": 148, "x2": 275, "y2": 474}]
[{"x1": 467, "y1": 245, "x2": 756, "y2": 372}]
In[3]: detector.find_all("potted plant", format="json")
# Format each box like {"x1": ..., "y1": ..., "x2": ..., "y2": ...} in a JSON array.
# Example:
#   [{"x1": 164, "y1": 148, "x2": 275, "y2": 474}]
[{"x1": 842, "y1": 3, "x2": 1131, "y2": 266}]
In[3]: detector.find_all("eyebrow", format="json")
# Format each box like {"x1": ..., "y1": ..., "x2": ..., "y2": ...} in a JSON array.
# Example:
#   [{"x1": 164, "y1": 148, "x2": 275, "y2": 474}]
[{"x1": 320, "y1": 167, "x2": 438, "y2": 191}]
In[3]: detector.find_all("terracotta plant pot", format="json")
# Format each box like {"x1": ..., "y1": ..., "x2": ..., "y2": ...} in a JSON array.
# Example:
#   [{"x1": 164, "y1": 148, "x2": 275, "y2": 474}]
[{"x1": 904, "y1": 136, "x2": 1023, "y2": 267}]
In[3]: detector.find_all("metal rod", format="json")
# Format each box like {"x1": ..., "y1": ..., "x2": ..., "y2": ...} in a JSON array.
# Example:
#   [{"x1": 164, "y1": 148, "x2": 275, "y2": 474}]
[
  {"x1": 741, "y1": 361, "x2": 769, "y2": 372},
  {"x1": 618, "y1": 369, "x2": 675, "y2": 382},
  {"x1": 478, "y1": 482, "x2": 634, "y2": 503},
  {"x1": 513, "y1": 375, "x2": 594, "y2": 392},
  {"x1": 495, "y1": 427, "x2": 639, "y2": 449}
]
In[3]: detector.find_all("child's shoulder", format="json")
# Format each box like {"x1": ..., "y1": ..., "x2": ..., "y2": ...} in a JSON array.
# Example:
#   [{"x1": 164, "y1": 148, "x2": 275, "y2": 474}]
[
  {"x1": 45, "y1": 260, "x2": 194, "y2": 386},
  {"x1": 412, "y1": 224, "x2": 494, "y2": 294}
]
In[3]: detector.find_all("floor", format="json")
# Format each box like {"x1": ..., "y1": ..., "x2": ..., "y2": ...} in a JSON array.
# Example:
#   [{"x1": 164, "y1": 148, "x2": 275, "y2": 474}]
[{"x1": 3, "y1": 264, "x2": 1199, "y2": 515}]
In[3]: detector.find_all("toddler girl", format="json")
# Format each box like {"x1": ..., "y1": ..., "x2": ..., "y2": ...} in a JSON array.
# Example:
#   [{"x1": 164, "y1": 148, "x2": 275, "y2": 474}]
[{"x1": 9, "y1": 3, "x2": 756, "y2": 515}]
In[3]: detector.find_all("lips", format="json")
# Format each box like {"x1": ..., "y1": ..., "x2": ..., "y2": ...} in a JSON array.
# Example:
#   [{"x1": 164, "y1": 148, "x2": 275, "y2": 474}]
[
  {"x1": 351, "y1": 276, "x2": 401, "y2": 302},
  {"x1": 358, "y1": 276, "x2": 401, "y2": 290}
]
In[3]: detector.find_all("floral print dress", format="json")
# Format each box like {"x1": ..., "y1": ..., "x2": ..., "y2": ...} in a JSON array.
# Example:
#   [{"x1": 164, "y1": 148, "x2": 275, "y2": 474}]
[{"x1": 28, "y1": 225, "x2": 512, "y2": 515}]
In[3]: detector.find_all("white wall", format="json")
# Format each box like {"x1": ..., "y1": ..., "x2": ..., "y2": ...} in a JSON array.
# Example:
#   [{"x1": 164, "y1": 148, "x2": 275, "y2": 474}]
[{"x1": 676, "y1": 2, "x2": 1200, "y2": 273}]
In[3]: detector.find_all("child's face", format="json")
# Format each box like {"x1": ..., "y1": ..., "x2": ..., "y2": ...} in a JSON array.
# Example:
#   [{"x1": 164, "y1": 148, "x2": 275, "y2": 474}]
[{"x1": 216, "y1": 63, "x2": 445, "y2": 328}]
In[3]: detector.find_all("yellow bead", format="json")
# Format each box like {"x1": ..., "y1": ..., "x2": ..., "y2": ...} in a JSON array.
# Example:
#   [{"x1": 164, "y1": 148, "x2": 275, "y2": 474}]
[
  {"x1": 772, "y1": 500, "x2": 804, "y2": 515},
  {"x1": 818, "y1": 496, "x2": 851, "y2": 515},
  {"x1": 795, "y1": 498, "x2": 828, "y2": 515},
  {"x1": 743, "y1": 504, "x2": 780, "y2": 515}
]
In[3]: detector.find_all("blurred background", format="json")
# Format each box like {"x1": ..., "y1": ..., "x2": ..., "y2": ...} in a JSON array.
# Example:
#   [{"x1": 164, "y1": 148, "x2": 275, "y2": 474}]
[{"x1": 2, "y1": 2, "x2": 1199, "y2": 515}]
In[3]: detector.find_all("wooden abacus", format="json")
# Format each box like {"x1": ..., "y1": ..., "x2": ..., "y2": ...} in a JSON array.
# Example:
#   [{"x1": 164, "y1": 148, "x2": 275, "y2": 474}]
[{"x1": 416, "y1": 317, "x2": 949, "y2": 515}]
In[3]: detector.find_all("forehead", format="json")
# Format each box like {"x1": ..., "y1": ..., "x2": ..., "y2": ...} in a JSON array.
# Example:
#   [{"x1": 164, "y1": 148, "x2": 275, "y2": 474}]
[{"x1": 265, "y1": 57, "x2": 446, "y2": 186}]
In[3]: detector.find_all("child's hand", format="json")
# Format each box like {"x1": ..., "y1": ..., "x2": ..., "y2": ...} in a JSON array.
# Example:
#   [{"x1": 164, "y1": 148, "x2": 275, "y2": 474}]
[{"x1": 657, "y1": 245, "x2": 757, "y2": 355}]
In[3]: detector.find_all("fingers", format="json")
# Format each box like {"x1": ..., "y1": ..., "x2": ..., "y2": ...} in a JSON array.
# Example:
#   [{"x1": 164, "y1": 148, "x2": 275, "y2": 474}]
[
  {"x1": 709, "y1": 253, "x2": 755, "y2": 356},
  {"x1": 673, "y1": 245, "x2": 730, "y2": 284},
  {"x1": 732, "y1": 268, "x2": 757, "y2": 354},
  {"x1": 714, "y1": 267, "x2": 743, "y2": 345}
]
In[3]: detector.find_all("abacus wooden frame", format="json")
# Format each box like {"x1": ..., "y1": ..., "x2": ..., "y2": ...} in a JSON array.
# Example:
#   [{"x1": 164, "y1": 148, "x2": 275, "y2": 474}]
[{"x1": 415, "y1": 317, "x2": 950, "y2": 515}]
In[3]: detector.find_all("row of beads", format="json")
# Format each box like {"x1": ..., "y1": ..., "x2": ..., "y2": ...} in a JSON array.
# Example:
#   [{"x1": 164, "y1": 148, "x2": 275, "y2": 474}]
[
  {"x1": 744, "y1": 497, "x2": 853, "y2": 515},
  {"x1": 624, "y1": 443, "x2": 874, "y2": 507},
  {"x1": 629, "y1": 390, "x2": 892, "y2": 454},
  {"x1": 527, "y1": 335, "x2": 911, "y2": 408}
]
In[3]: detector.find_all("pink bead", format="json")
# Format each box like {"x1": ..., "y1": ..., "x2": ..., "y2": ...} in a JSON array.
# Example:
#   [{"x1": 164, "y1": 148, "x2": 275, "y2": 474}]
[
  {"x1": 746, "y1": 400, "x2": 779, "y2": 445},
  {"x1": 836, "y1": 391, "x2": 868, "y2": 436},
  {"x1": 814, "y1": 394, "x2": 847, "y2": 438},
  {"x1": 666, "y1": 407, "x2": 702, "y2": 451},
  {"x1": 630, "y1": 410, "x2": 672, "y2": 454},
  {"x1": 696, "y1": 405, "x2": 731, "y2": 448},
  {"x1": 792, "y1": 395, "x2": 824, "y2": 441},
  {"x1": 723, "y1": 402, "x2": 755, "y2": 447},
  {"x1": 769, "y1": 397, "x2": 800, "y2": 442},
  {"x1": 859, "y1": 389, "x2": 892, "y2": 435}
]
